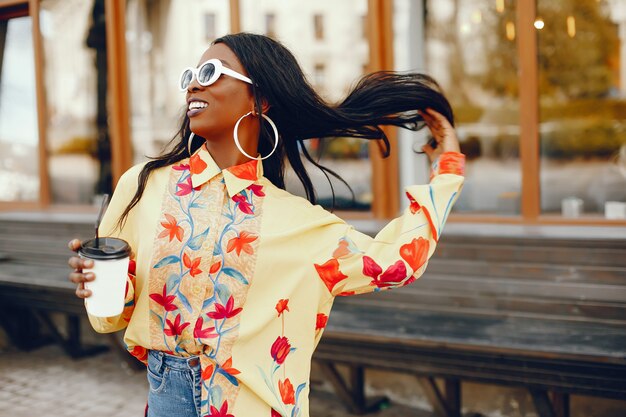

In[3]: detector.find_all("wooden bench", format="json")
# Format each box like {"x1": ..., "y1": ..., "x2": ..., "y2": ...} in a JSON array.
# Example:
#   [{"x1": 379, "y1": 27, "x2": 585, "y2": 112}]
[
  {"x1": 1, "y1": 214, "x2": 625, "y2": 417},
  {"x1": 314, "y1": 224, "x2": 626, "y2": 417},
  {"x1": 0, "y1": 213, "x2": 116, "y2": 359}
]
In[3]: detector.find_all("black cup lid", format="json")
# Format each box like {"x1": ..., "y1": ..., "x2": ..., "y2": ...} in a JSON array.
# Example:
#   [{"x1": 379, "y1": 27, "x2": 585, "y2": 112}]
[{"x1": 79, "y1": 237, "x2": 130, "y2": 260}]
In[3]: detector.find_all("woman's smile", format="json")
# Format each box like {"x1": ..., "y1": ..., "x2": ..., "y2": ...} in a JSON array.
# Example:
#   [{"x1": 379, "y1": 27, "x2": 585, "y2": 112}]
[{"x1": 187, "y1": 99, "x2": 209, "y2": 117}]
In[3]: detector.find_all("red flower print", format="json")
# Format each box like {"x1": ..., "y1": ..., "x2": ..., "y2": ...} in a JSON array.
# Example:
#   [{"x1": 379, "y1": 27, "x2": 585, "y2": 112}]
[
  {"x1": 149, "y1": 284, "x2": 177, "y2": 311},
  {"x1": 221, "y1": 357, "x2": 240, "y2": 376},
  {"x1": 207, "y1": 296, "x2": 243, "y2": 320},
  {"x1": 316, "y1": 313, "x2": 328, "y2": 330},
  {"x1": 226, "y1": 231, "x2": 258, "y2": 256},
  {"x1": 232, "y1": 194, "x2": 254, "y2": 214},
  {"x1": 183, "y1": 252, "x2": 203, "y2": 277},
  {"x1": 228, "y1": 159, "x2": 258, "y2": 181},
  {"x1": 314, "y1": 258, "x2": 348, "y2": 293},
  {"x1": 129, "y1": 345, "x2": 148, "y2": 362},
  {"x1": 158, "y1": 213, "x2": 184, "y2": 242},
  {"x1": 279, "y1": 378, "x2": 295, "y2": 405},
  {"x1": 362, "y1": 256, "x2": 408, "y2": 288},
  {"x1": 275, "y1": 299, "x2": 289, "y2": 317},
  {"x1": 399, "y1": 237, "x2": 430, "y2": 272},
  {"x1": 189, "y1": 153, "x2": 207, "y2": 175},
  {"x1": 362, "y1": 256, "x2": 383, "y2": 279},
  {"x1": 247, "y1": 183, "x2": 265, "y2": 197},
  {"x1": 377, "y1": 260, "x2": 408, "y2": 287},
  {"x1": 208, "y1": 401, "x2": 234, "y2": 417},
  {"x1": 173, "y1": 163, "x2": 189, "y2": 171},
  {"x1": 271, "y1": 409, "x2": 281, "y2": 417},
  {"x1": 164, "y1": 314, "x2": 190, "y2": 337},
  {"x1": 406, "y1": 192, "x2": 421, "y2": 215},
  {"x1": 271, "y1": 336, "x2": 291, "y2": 365},
  {"x1": 176, "y1": 176, "x2": 201, "y2": 196},
  {"x1": 128, "y1": 259, "x2": 136, "y2": 275},
  {"x1": 193, "y1": 317, "x2": 217, "y2": 339},
  {"x1": 209, "y1": 261, "x2": 221, "y2": 274},
  {"x1": 332, "y1": 240, "x2": 350, "y2": 259},
  {"x1": 202, "y1": 364, "x2": 214, "y2": 381}
]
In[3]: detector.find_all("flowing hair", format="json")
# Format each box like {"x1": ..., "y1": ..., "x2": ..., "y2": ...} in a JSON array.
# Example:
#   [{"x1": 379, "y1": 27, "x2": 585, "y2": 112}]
[{"x1": 116, "y1": 33, "x2": 453, "y2": 227}]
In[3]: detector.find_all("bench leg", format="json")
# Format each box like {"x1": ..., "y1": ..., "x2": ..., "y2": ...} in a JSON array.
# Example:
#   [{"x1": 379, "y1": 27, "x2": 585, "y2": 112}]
[
  {"x1": 417, "y1": 377, "x2": 461, "y2": 417},
  {"x1": 551, "y1": 392, "x2": 570, "y2": 417},
  {"x1": 317, "y1": 361, "x2": 388, "y2": 414},
  {"x1": 530, "y1": 388, "x2": 569, "y2": 417},
  {"x1": 0, "y1": 307, "x2": 52, "y2": 350},
  {"x1": 33, "y1": 311, "x2": 109, "y2": 358}
]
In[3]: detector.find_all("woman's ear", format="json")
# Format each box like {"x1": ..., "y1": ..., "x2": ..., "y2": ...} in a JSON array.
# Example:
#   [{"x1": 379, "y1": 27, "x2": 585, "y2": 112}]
[{"x1": 251, "y1": 97, "x2": 271, "y2": 115}]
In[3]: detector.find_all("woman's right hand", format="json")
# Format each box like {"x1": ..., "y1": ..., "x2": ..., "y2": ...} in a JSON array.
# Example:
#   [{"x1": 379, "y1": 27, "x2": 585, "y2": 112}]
[{"x1": 67, "y1": 239, "x2": 94, "y2": 299}]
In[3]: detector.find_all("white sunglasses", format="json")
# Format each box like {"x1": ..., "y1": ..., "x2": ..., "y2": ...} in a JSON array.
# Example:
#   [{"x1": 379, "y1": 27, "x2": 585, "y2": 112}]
[{"x1": 179, "y1": 58, "x2": 253, "y2": 91}]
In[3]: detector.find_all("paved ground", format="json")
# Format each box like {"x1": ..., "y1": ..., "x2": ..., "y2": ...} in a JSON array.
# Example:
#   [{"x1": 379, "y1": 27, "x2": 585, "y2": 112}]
[
  {"x1": 1, "y1": 343, "x2": 624, "y2": 417},
  {"x1": 0, "y1": 345, "x2": 430, "y2": 417}
]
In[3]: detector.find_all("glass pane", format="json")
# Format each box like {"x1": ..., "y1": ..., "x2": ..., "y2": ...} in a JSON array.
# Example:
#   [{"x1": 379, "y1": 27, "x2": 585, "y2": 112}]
[
  {"x1": 40, "y1": 0, "x2": 104, "y2": 205},
  {"x1": 126, "y1": 0, "x2": 230, "y2": 164},
  {"x1": 424, "y1": 0, "x2": 521, "y2": 215},
  {"x1": 538, "y1": 0, "x2": 626, "y2": 219},
  {"x1": 0, "y1": 16, "x2": 39, "y2": 202},
  {"x1": 240, "y1": 0, "x2": 372, "y2": 210}
]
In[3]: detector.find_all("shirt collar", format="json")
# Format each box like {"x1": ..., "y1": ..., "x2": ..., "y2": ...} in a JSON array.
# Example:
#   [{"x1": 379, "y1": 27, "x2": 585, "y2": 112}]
[{"x1": 188, "y1": 145, "x2": 263, "y2": 197}]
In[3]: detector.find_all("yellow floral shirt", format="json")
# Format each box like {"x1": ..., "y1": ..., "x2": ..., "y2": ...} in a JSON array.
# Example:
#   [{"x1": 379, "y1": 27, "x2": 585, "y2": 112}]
[{"x1": 89, "y1": 145, "x2": 465, "y2": 417}]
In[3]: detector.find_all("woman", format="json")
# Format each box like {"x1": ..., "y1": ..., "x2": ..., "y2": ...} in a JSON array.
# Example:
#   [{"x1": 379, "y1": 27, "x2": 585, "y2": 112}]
[{"x1": 68, "y1": 33, "x2": 464, "y2": 417}]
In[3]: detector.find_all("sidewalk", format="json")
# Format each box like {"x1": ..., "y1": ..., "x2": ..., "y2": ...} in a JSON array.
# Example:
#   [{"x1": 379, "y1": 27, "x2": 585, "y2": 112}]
[{"x1": 0, "y1": 345, "x2": 429, "y2": 417}]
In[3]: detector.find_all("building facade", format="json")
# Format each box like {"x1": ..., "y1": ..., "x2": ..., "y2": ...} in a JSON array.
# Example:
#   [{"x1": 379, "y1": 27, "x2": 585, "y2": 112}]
[{"x1": 0, "y1": 0, "x2": 625, "y2": 225}]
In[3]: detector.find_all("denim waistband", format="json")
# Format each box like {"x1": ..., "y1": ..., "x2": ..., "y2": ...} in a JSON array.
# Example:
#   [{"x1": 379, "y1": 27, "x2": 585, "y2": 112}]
[{"x1": 148, "y1": 350, "x2": 201, "y2": 372}]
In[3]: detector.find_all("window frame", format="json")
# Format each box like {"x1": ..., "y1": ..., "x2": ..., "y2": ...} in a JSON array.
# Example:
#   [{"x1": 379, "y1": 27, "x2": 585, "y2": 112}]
[
  {"x1": 2, "y1": 0, "x2": 623, "y2": 225},
  {"x1": 0, "y1": 0, "x2": 49, "y2": 211}
]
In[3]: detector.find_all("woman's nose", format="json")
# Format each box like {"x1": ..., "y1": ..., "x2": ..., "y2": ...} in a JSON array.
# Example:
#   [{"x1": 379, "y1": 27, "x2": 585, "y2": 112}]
[{"x1": 187, "y1": 76, "x2": 203, "y2": 93}]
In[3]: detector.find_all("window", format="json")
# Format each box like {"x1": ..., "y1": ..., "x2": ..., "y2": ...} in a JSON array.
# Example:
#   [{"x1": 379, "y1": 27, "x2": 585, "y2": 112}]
[
  {"x1": 313, "y1": 63, "x2": 325, "y2": 88},
  {"x1": 41, "y1": 0, "x2": 105, "y2": 205},
  {"x1": 424, "y1": 0, "x2": 521, "y2": 215},
  {"x1": 313, "y1": 14, "x2": 324, "y2": 40},
  {"x1": 361, "y1": 14, "x2": 367, "y2": 40},
  {"x1": 537, "y1": 0, "x2": 626, "y2": 219},
  {"x1": 240, "y1": 0, "x2": 372, "y2": 211},
  {"x1": 265, "y1": 13, "x2": 276, "y2": 38},
  {"x1": 204, "y1": 13, "x2": 216, "y2": 40},
  {"x1": 0, "y1": 14, "x2": 39, "y2": 202},
  {"x1": 125, "y1": 0, "x2": 231, "y2": 165}
]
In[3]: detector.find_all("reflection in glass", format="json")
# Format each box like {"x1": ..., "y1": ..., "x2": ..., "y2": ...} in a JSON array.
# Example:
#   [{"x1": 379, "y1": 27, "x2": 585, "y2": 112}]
[
  {"x1": 240, "y1": 0, "x2": 371, "y2": 210},
  {"x1": 126, "y1": 0, "x2": 230, "y2": 163},
  {"x1": 0, "y1": 16, "x2": 39, "y2": 202},
  {"x1": 425, "y1": 0, "x2": 521, "y2": 215},
  {"x1": 41, "y1": 0, "x2": 103, "y2": 205},
  {"x1": 538, "y1": 0, "x2": 626, "y2": 217}
]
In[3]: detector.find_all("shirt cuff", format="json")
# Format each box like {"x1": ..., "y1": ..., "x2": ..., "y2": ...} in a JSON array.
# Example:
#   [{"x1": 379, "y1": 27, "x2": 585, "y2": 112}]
[{"x1": 431, "y1": 152, "x2": 466, "y2": 178}]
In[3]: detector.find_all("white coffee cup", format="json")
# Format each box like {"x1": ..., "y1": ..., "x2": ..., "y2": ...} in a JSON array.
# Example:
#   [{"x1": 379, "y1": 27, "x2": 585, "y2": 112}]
[{"x1": 79, "y1": 237, "x2": 131, "y2": 317}]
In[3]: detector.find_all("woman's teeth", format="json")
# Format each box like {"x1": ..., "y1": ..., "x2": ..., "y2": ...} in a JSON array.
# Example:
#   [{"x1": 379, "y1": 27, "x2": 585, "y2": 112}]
[{"x1": 189, "y1": 101, "x2": 208, "y2": 110}]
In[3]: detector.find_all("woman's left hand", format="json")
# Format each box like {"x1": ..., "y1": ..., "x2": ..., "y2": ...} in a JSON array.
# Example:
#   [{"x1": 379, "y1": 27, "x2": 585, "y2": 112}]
[{"x1": 418, "y1": 108, "x2": 461, "y2": 163}]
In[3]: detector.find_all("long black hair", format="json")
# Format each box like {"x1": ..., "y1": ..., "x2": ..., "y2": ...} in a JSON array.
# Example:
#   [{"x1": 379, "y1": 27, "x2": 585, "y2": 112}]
[{"x1": 117, "y1": 33, "x2": 453, "y2": 226}]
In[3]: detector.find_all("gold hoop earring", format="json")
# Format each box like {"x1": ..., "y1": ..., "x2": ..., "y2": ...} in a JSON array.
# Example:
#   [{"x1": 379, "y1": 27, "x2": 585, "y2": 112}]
[{"x1": 233, "y1": 112, "x2": 279, "y2": 160}]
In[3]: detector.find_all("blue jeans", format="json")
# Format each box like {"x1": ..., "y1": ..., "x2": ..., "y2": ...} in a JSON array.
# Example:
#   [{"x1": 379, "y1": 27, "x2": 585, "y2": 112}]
[{"x1": 146, "y1": 350, "x2": 202, "y2": 417}]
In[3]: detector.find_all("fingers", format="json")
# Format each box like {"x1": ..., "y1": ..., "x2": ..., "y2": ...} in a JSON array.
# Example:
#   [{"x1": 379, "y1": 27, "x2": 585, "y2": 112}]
[
  {"x1": 68, "y1": 239, "x2": 82, "y2": 252},
  {"x1": 68, "y1": 256, "x2": 93, "y2": 271},
  {"x1": 68, "y1": 254, "x2": 94, "y2": 299},
  {"x1": 68, "y1": 269, "x2": 95, "y2": 285},
  {"x1": 75, "y1": 281, "x2": 92, "y2": 299},
  {"x1": 419, "y1": 109, "x2": 447, "y2": 141},
  {"x1": 420, "y1": 108, "x2": 461, "y2": 154}
]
